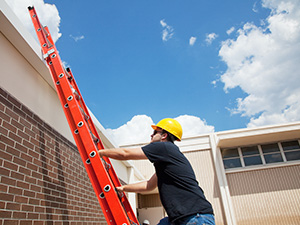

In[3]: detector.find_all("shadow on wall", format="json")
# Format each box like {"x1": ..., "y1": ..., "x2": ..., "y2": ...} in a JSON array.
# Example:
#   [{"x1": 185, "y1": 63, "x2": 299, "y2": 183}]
[{"x1": 39, "y1": 124, "x2": 69, "y2": 224}]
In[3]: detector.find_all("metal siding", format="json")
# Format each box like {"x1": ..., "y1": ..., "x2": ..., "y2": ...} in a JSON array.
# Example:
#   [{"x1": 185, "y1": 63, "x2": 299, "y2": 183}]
[
  {"x1": 227, "y1": 165, "x2": 300, "y2": 225},
  {"x1": 185, "y1": 150, "x2": 226, "y2": 225}
]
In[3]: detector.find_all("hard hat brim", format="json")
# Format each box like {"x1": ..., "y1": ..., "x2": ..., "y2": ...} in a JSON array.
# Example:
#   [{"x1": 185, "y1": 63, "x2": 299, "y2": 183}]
[{"x1": 151, "y1": 125, "x2": 158, "y2": 130}]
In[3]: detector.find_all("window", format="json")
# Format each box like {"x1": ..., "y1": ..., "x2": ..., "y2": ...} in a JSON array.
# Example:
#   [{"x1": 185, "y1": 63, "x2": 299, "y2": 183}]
[
  {"x1": 221, "y1": 148, "x2": 242, "y2": 169},
  {"x1": 241, "y1": 146, "x2": 262, "y2": 166},
  {"x1": 221, "y1": 139, "x2": 300, "y2": 170},
  {"x1": 261, "y1": 143, "x2": 283, "y2": 164},
  {"x1": 281, "y1": 141, "x2": 300, "y2": 161}
]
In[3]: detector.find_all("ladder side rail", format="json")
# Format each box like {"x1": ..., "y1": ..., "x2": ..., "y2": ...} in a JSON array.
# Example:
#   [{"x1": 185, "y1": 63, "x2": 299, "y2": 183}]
[
  {"x1": 66, "y1": 70, "x2": 139, "y2": 223},
  {"x1": 28, "y1": 6, "x2": 139, "y2": 225},
  {"x1": 43, "y1": 52, "x2": 117, "y2": 224},
  {"x1": 58, "y1": 98, "x2": 116, "y2": 224},
  {"x1": 65, "y1": 68, "x2": 125, "y2": 192},
  {"x1": 28, "y1": 7, "x2": 54, "y2": 55},
  {"x1": 65, "y1": 67, "x2": 138, "y2": 222},
  {"x1": 48, "y1": 50, "x2": 133, "y2": 225}
]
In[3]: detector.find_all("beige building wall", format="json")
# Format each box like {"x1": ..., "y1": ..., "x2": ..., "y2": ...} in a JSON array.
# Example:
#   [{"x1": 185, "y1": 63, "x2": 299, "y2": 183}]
[
  {"x1": 130, "y1": 123, "x2": 300, "y2": 225},
  {"x1": 227, "y1": 165, "x2": 300, "y2": 225}
]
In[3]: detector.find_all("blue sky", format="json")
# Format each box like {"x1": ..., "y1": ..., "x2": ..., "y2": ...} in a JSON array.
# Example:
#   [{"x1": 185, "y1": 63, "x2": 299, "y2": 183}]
[
  {"x1": 6, "y1": 0, "x2": 300, "y2": 145},
  {"x1": 54, "y1": 0, "x2": 266, "y2": 130}
]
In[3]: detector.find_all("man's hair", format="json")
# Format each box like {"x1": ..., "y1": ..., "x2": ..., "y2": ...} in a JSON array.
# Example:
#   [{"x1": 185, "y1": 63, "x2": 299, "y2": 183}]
[{"x1": 162, "y1": 130, "x2": 177, "y2": 143}]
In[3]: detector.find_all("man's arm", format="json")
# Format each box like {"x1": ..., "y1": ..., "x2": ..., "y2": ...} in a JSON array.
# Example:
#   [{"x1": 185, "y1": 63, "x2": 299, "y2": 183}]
[
  {"x1": 98, "y1": 147, "x2": 148, "y2": 160},
  {"x1": 116, "y1": 173, "x2": 157, "y2": 193}
]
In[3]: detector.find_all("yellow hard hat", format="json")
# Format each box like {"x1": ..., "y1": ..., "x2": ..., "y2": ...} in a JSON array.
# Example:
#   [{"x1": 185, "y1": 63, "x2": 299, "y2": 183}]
[{"x1": 151, "y1": 118, "x2": 183, "y2": 141}]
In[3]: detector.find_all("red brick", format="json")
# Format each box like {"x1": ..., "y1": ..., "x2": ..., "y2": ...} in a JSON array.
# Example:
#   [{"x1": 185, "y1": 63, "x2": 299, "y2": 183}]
[
  {"x1": 18, "y1": 166, "x2": 31, "y2": 176},
  {"x1": 27, "y1": 149, "x2": 39, "y2": 159},
  {"x1": 23, "y1": 190, "x2": 35, "y2": 198},
  {"x1": 0, "y1": 135, "x2": 14, "y2": 147},
  {"x1": 14, "y1": 196, "x2": 28, "y2": 204},
  {"x1": 0, "y1": 124, "x2": 8, "y2": 136},
  {"x1": 8, "y1": 186, "x2": 23, "y2": 195},
  {"x1": 25, "y1": 127, "x2": 36, "y2": 138},
  {"x1": 8, "y1": 96, "x2": 21, "y2": 109},
  {"x1": 21, "y1": 105, "x2": 33, "y2": 117},
  {"x1": 19, "y1": 153, "x2": 32, "y2": 164},
  {"x1": 33, "y1": 221, "x2": 44, "y2": 225},
  {"x1": 26, "y1": 162, "x2": 37, "y2": 171},
  {"x1": 6, "y1": 203, "x2": 21, "y2": 211},
  {"x1": 12, "y1": 157, "x2": 26, "y2": 167},
  {"x1": 3, "y1": 220, "x2": 19, "y2": 225},
  {"x1": 0, "y1": 110, "x2": 10, "y2": 122},
  {"x1": 22, "y1": 140, "x2": 34, "y2": 150},
  {"x1": 4, "y1": 107, "x2": 19, "y2": 121},
  {"x1": 16, "y1": 181, "x2": 29, "y2": 190},
  {"x1": 12, "y1": 106, "x2": 25, "y2": 119},
  {"x1": 0, "y1": 102, "x2": 4, "y2": 111},
  {"x1": 0, "y1": 193, "x2": 14, "y2": 202},
  {"x1": 15, "y1": 143, "x2": 27, "y2": 153},
  {"x1": 0, "y1": 183, "x2": 8, "y2": 192},
  {"x1": 21, "y1": 204, "x2": 34, "y2": 212},
  {"x1": 1, "y1": 176, "x2": 16, "y2": 186},
  {"x1": 19, "y1": 118, "x2": 31, "y2": 130},
  {"x1": 32, "y1": 158, "x2": 42, "y2": 167},
  {"x1": 12, "y1": 211, "x2": 26, "y2": 219},
  {"x1": 10, "y1": 171, "x2": 24, "y2": 181},
  {"x1": 6, "y1": 146, "x2": 20, "y2": 158},
  {"x1": 11, "y1": 118, "x2": 24, "y2": 131},
  {"x1": 29, "y1": 184, "x2": 41, "y2": 193},
  {"x1": 8, "y1": 132, "x2": 21, "y2": 144},
  {"x1": 3, "y1": 122, "x2": 17, "y2": 134},
  {"x1": 27, "y1": 212, "x2": 38, "y2": 219},
  {"x1": 0, "y1": 210, "x2": 12, "y2": 218},
  {"x1": 34, "y1": 206, "x2": 45, "y2": 213},
  {"x1": 0, "y1": 149, "x2": 12, "y2": 162},
  {"x1": 0, "y1": 167, "x2": 10, "y2": 176},
  {"x1": 17, "y1": 130, "x2": 30, "y2": 141},
  {"x1": 31, "y1": 126, "x2": 39, "y2": 135},
  {"x1": 31, "y1": 171, "x2": 42, "y2": 180},
  {"x1": 28, "y1": 198, "x2": 39, "y2": 205}
]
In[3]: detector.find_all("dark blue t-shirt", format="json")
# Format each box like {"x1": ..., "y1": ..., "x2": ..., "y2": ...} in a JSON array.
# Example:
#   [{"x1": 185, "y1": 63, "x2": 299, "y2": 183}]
[{"x1": 142, "y1": 142, "x2": 213, "y2": 223}]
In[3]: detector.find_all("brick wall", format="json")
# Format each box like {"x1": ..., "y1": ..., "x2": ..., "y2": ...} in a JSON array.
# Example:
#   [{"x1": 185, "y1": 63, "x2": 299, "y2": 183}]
[{"x1": 0, "y1": 86, "x2": 106, "y2": 225}]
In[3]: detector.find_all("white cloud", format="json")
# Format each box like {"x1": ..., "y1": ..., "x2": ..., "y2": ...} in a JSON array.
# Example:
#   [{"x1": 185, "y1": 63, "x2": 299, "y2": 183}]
[
  {"x1": 5, "y1": 0, "x2": 61, "y2": 43},
  {"x1": 70, "y1": 34, "x2": 85, "y2": 42},
  {"x1": 218, "y1": 0, "x2": 300, "y2": 127},
  {"x1": 189, "y1": 36, "x2": 197, "y2": 46},
  {"x1": 105, "y1": 115, "x2": 214, "y2": 146},
  {"x1": 105, "y1": 115, "x2": 154, "y2": 146},
  {"x1": 205, "y1": 33, "x2": 218, "y2": 45},
  {"x1": 160, "y1": 19, "x2": 174, "y2": 41},
  {"x1": 252, "y1": 1, "x2": 259, "y2": 13},
  {"x1": 175, "y1": 115, "x2": 214, "y2": 138},
  {"x1": 226, "y1": 27, "x2": 235, "y2": 35}
]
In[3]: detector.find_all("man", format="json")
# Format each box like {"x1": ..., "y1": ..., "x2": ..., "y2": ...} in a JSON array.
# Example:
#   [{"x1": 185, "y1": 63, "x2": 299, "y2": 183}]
[{"x1": 98, "y1": 118, "x2": 215, "y2": 225}]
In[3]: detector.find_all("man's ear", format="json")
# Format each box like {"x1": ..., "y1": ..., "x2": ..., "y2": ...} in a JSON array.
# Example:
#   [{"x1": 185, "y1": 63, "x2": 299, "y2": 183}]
[{"x1": 161, "y1": 133, "x2": 168, "y2": 141}]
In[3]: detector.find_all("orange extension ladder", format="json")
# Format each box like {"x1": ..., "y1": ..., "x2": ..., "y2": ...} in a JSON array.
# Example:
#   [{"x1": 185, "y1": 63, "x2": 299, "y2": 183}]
[{"x1": 28, "y1": 6, "x2": 139, "y2": 225}]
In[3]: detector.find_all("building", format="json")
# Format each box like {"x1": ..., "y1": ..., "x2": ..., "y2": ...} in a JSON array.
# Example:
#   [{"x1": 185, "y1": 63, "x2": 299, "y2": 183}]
[
  {"x1": 1, "y1": 1, "x2": 300, "y2": 224},
  {"x1": 129, "y1": 122, "x2": 300, "y2": 225}
]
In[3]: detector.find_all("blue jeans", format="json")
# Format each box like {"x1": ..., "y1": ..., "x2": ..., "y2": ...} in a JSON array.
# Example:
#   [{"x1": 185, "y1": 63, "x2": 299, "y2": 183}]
[{"x1": 157, "y1": 214, "x2": 215, "y2": 225}]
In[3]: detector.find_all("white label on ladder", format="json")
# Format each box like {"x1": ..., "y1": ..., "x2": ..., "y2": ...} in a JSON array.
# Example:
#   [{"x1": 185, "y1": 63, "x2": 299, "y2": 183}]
[{"x1": 43, "y1": 49, "x2": 55, "y2": 59}]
